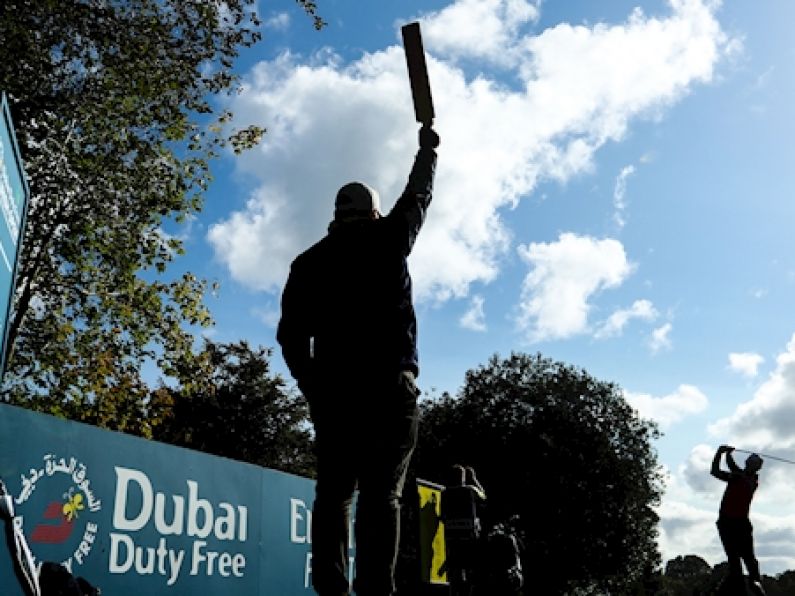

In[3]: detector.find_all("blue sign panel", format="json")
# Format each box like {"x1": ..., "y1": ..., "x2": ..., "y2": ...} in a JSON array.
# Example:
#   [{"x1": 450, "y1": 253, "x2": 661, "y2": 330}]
[
  {"x1": 0, "y1": 404, "x2": 336, "y2": 595},
  {"x1": 0, "y1": 93, "x2": 30, "y2": 377}
]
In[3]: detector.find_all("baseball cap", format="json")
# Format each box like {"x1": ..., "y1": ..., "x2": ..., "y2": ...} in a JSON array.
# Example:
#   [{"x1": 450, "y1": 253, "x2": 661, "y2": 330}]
[{"x1": 335, "y1": 182, "x2": 380, "y2": 216}]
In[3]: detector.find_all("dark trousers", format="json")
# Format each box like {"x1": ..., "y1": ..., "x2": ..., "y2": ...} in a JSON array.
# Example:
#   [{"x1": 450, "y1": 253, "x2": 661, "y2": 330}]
[
  {"x1": 444, "y1": 535, "x2": 478, "y2": 596},
  {"x1": 309, "y1": 378, "x2": 419, "y2": 596},
  {"x1": 717, "y1": 517, "x2": 761, "y2": 583}
]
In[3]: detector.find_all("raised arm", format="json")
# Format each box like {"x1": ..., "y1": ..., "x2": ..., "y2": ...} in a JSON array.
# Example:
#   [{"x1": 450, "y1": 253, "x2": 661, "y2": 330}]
[
  {"x1": 465, "y1": 467, "x2": 486, "y2": 502},
  {"x1": 711, "y1": 445, "x2": 731, "y2": 481},
  {"x1": 386, "y1": 125, "x2": 439, "y2": 255}
]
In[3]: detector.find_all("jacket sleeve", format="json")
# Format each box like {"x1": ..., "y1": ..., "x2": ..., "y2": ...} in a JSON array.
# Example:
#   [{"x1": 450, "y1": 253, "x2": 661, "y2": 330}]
[
  {"x1": 276, "y1": 260, "x2": 313, "y2": 385},
  {"x1": 386, "y1": 145, "x2": 437, "y2": 255}
]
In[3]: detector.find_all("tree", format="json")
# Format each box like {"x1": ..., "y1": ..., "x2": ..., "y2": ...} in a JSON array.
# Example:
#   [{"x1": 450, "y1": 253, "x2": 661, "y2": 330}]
[
  {"x1": 656, "y1": 555, "x2": 714, "y2": 595},
  {"x1": 666, "y1": 554, "x2": 712, "y2": 580},
  {"x1": 411, "y1": 353, "x2": 663, "y2": 595},
  {"x1": 0, "y1": 1, "x2": 322, "y2": 433},
  {"x1": 149, "y1": 340, "x2": 315, "y2": 477},
  {"x1": 657, "y1": 557, "x2": 791, "y2": 596},
  {"x1": 766, "y1": 570, "x2": 795, "y2": 596}
]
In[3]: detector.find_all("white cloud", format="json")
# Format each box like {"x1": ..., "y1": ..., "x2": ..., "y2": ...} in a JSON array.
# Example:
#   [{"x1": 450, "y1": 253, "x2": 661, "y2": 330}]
[
  {"x1": 681, "y1": 444, "x2": 723, "y2": 494},
  {"x1": 218, "y1": 1, "x2": 260, "y2": 31},
  {"x1": 208, "y1": 0, "x2": 734, "y2": 302},
  {"x1": 650, "y1": 322, "x2": 673, "y2": 353},
  {"x1": 595, "y1": 298, "x2": 657, "y2": 339},
  {"x1": 420, "y1": 0, "x2": 540, "y2": 66},
  {"x1": 612, "y1": 164, "x2": 635, "y2": 229},
  {"x1": 263, "y1": 12, "x2": 290, "y2": 31},
  {"x1": 639, "y1": 152, "x2": 655, "y2": 164},
  {"x1": 252, "y1": 305, "x2": 280, "y2": 328},
  {"x1": 728, "y1": 351, "x2": 764, "y2": 378},
  {"x1": 515, "y1": 233, "x2": 633, "y2": 342},
  {"x1": 752, "y1": 65, "x2": 775, "y2": 91},
  {"x1": 460, "y1": 295, "x2": 487, "y2": 331},
  {"x1": 656, "y1": 498, "x2": 722, "y2": 569},
  {"x1": 709, "y1": 334, "x2": 795, "y2": 452},
  {"x1": 625, "y1": 384, "x2": 708, "y2": 429}
]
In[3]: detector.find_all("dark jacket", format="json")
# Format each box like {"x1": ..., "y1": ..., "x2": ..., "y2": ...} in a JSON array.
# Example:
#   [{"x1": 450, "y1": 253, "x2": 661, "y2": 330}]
[
  {"x1": 277, "y1": 145, "x2": 436, "y2": 387},
  {"x1": 441, "y1": 484, "x2": 484, "y2": 539}
]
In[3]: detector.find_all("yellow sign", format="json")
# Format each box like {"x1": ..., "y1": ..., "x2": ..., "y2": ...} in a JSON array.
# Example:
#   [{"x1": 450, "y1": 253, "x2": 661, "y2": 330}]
[{"x1": 417, "y1": 480, "x2": 447, "y2": 584}]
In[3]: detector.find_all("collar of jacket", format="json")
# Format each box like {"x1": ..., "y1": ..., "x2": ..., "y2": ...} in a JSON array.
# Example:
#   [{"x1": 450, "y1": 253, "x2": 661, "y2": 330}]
[{"x1": 327, "y1": 216, "x2": 374, "y2": 233}]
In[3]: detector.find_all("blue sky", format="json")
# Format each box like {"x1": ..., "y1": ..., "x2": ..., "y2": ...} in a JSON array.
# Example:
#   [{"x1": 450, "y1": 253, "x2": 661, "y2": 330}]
[{"x1": 165, "y1": 0, "x2": 795, "y2": 574}]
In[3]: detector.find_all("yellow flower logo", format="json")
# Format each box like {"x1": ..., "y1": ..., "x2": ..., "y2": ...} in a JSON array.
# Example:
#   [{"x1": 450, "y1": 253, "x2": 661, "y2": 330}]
[{"x1": 62, "y1": 491, "x2": 84, "y2": 522}]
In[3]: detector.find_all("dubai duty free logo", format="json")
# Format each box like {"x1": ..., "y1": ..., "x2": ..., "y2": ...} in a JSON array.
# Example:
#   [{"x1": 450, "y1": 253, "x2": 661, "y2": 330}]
[{"x1": 14, "y1": 453, "x2": 103, "y2": 573}]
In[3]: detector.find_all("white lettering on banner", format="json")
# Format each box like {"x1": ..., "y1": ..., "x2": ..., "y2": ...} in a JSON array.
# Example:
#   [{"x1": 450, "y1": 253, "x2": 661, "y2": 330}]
[
  {"x1": 74, "y1": 523, "x2": 98, "y2": 565},
  {"x1": 109, "y1": 534, "x2": 185, "y2": 587},
  {"x1": 238, "y1": 505, "x2": 248, "y2": 542},
  {"x1": 154, "y1": 492, "x2": 184, "y2": 535},
  {"x1": 14, "y1": 454, "x2": 103, "y2": 574},
  {"x1": 113, "y1": 467, "x2": 248, "y2": 541},
  {"x1": 290, "y1": 498, "x2": 312, "y2": 544},
  {"x1": 304, "y1": 552, "x2": 312, "y2": 588},
  {"x1": 113, "y1": 468, "x2": 153, "y2": 531},
  {"x1": 186, "y1": 480, "x2": 212, "y2": 538},
  {"x1": 190, "y1": 541, "x2": 246, "y2": 577},
  {"x1": 110, "y1": 466, "x2": 249, "y2": 586},
  {"x1": 215, "y1": 503, "x2": 236, "y2": 540}
]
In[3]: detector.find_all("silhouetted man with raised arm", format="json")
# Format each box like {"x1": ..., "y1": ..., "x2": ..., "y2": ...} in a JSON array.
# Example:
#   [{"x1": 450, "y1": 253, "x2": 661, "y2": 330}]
[
  {"x1": 278, "y1": 124, "x2": 439, "y2": 596},
  {"x1": 711, "y1": 445, "x2": 766, "y2": 596},
  {"x1": 441, "y1": 464, "x2": 486, "y2": 596}
]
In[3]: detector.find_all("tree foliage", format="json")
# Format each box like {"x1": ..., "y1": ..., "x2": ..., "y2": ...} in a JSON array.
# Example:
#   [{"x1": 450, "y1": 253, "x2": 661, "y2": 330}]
[
  {"x1": 149, "y1": 340, "x2": 315, "y2": 477},
  {"x1": 0, "y1": 0, "x2": 321, "y2": 430},
  {"x1": 666, "y1": 554, "x2": 713, "y2": 580},
  {"x1": 655, "y1": 555, "x2": 716, "y2": 594},
  {"x1": 411, "y1": 352, "x2": 664, "y2": 594},
  {"x1": 657, "y1": 557, "x2": 795, "y2": 595}
]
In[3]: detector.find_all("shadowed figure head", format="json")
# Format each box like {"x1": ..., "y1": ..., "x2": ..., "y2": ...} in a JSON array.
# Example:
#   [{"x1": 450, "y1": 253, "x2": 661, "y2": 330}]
[
  {"x1": 745, "y1": 453, "x2": 763, "y2": 473},
  {"x1": 334, "y1": 181, "x2": 381, "y2": 223},
  {"x1": 448, "y1": 464, "x2": 466, "y2": 487}
]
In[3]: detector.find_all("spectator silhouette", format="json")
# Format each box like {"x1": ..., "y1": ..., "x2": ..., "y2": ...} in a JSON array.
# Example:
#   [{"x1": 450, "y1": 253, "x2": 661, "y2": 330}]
[
  {"x1": 278, "y1": 124, "x2": 439, "y2": 596},
  {"x1": 481, "y1": 516, "x2": 524, "y2": 596},
  {"x1": 440, "y1": 464, "x2": 486, "y2": 596}
]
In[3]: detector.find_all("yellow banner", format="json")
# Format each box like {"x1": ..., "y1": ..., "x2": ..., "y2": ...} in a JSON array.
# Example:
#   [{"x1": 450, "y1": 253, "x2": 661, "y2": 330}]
[{"x1": 417, "y1": 480, "x2": 447, "y2": 584}]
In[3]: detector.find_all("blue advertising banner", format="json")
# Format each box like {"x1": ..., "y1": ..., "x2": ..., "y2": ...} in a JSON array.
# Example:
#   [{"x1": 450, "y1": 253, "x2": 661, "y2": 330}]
[
  {"x1": 0, "y1": 93, "x2": 30, "y2": 377},
  {"x1": 0, "y1": 404, "x2": 336, "y2": 595}
]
